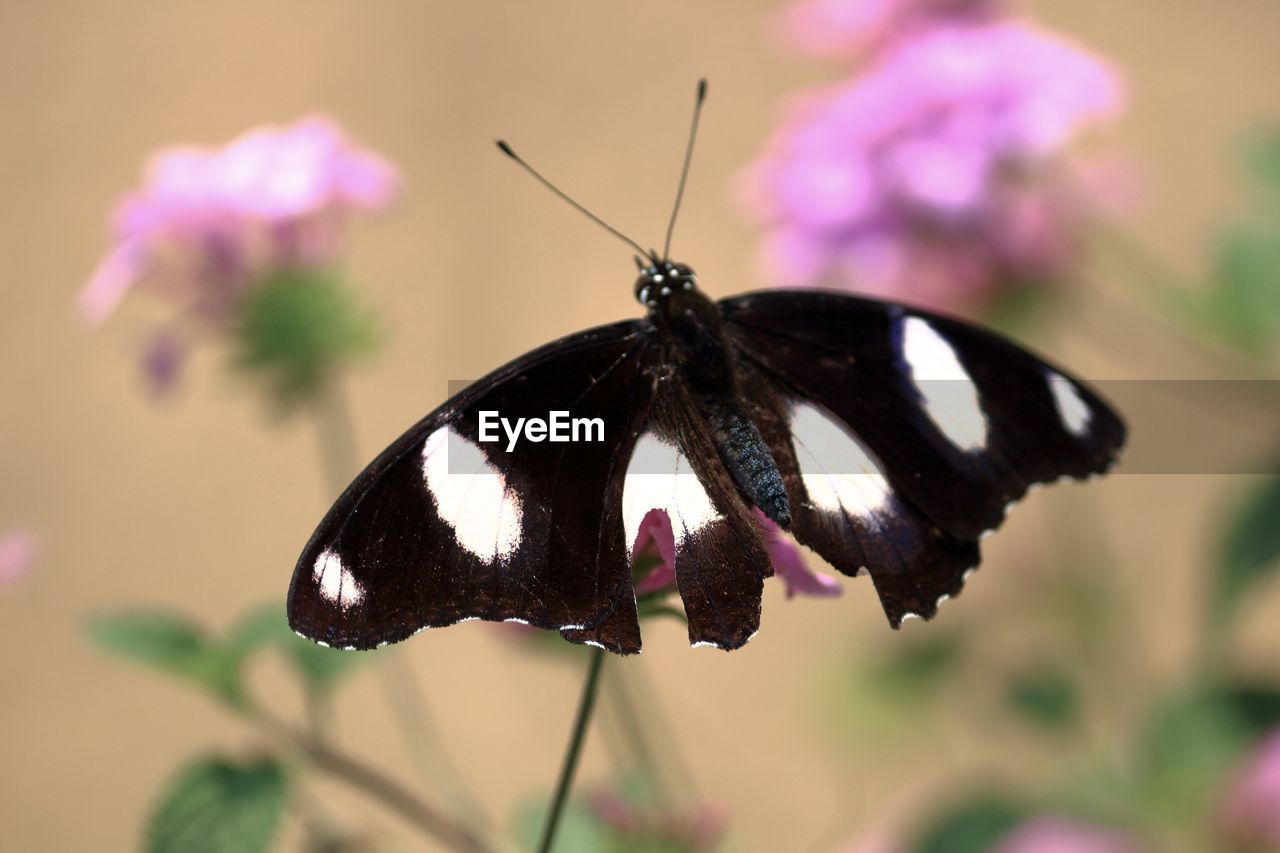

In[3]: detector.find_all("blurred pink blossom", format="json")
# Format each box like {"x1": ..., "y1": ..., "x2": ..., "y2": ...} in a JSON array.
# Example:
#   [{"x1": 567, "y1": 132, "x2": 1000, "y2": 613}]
[
  {"x1": 778, "y1": 0, "x2": 999, "y2": 56},
  {"x1": 745, "y1": 8, "x2": 1123, "y2": 312},
  {"x1": 79, "y1": 116, "x2": 398, "y2": 391},
  {"x1": 631, "y1": 507, "x2": 842, "y2": 600},
  {"x1": 586, "y1": 788, "x2": 727, "y2": 851},
  {"x1": 993, "y1": 817, "x2": 1143, "y2": 853},
  {"x1": 1220, "y1": 727, "x2": 1280, "y2": 844},
  {"x1": 0, "y1": 529, "x2": 40, "y2": 587}
]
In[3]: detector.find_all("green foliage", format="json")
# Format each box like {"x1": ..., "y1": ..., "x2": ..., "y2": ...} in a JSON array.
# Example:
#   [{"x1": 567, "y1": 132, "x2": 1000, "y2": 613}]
[
  {"x1": 1137, "y1": 682, "x2": 1280, "y2": 821},
  {"x1": 514, "y1": 789, "x2": 723, "y2": 853},
  {"x1": 87, "y1": 602, "x2": 367, "y2": 708},
  {"x1": 232, "y1": 270, "x2": 379, "y2": 410},
  {"x1": 908, "y1": 795, "x2": 1027, "y2": 853},
  {"x1": 1247, "y1": 131, "x2": 1280, "y2": 198},
  {"x1": 514, "y1": 799, "x2": 607, "y2": 853},
  {"x1": 867, "y1": 632, "x2": 965, "y2": 701},
  {"x1": 87, "y1": 612, "x2": 246, "y2": 706},
  {"x1": 229, "y1": 604, "x2": 366, "y2": 692},
  {"x1": 1212, "y1": 474, "x2": 1280, "y2": 627},
  {"x1": 1005, "y1": 667, "x2": 1080, "y2": 731},
  {"x1": 1203, "y1": 226, "x2": 1280, "y2": 355},
  {"x1": 146, "y1": 755, "x2": 287, "y2": 853},
  {"x1": 1200, "y1": 131, "x2": 1280, "y2": 354}
]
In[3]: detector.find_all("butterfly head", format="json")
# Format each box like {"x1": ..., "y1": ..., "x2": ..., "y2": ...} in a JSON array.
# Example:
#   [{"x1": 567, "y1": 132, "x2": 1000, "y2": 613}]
[{"x1": 634, "y1": 258, "x2": 698, "y2": 308}]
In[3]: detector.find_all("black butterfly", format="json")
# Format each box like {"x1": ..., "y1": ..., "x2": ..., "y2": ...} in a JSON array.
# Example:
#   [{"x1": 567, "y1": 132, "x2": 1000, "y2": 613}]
[{"x1": 288, "y1": 83, "x2": 1125, "y2": 655}]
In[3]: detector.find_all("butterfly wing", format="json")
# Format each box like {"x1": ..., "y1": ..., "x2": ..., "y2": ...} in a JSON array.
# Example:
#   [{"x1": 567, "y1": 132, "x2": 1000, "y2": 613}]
[
  {"x1": 719, "y1": 290, "x2": 1125, "y2": 623},
  {"x1": 288, "y1": 320, "x2": 658, "y2": 653},
  {"x1": 618, "y1": 375, "x2": 774, "y2": 650}
]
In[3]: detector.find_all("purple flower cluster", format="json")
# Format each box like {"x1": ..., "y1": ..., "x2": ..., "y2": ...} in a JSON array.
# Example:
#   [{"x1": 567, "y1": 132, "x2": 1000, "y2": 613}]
[
  {"x1": 777, "y1": 0, "x2": 999, "y2": 56},
  {"x1": 992, "y1": 818, "x2": 1143, "y2": 853},
  {"x1": 586, "y1": 788, "x2": 727, "y2": 851},
  {"x1": 80, "y1": 116, "x2": 398, "y2": 391},
  {"x1": 745, "y1": 0, "x2": 1123, "y2": 311},
  {"x1": 1221, "y1": 727, "x2": 1280, "y2": 844}
]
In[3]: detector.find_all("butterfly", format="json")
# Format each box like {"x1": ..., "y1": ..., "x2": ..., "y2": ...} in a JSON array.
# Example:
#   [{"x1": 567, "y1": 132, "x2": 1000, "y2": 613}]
[{"x1": 287, "y1": 82, "x2": 1125, "y2": 655}]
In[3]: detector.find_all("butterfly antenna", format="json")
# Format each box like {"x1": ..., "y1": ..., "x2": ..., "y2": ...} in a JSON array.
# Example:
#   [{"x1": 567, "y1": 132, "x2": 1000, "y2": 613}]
[
  {"x1": 496, "y1": 140, "x2": 648, "y2": 257},
  {"x1": 661, "y1": 78, "x2": 708, "y2": 261}
]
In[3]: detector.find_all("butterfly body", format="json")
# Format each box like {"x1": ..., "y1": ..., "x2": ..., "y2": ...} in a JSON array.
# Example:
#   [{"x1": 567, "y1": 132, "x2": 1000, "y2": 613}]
[
  {"x1": 289, "y1": 269, "x2": 1124, "y2": 655},
  {"x1": 640, "y1": 259, "x2": 793, "y2": 530}
]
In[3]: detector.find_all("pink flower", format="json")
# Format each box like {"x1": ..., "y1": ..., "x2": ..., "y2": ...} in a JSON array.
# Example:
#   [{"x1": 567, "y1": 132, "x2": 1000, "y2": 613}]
[
  {"x1": 0, "y1": 529, "x2": 39, "y2": 587},
  {"x1": 79, "y1": 116, "x2": 398, "y2": 391},
  {"x1": 993, "y1": 817, "x2": 1143, "y2": 853},
  {"x1": 1221, "y1": 727, "x2": 1280, "y2": 844},
  {"x1": 745, "y1": 10, "x2": 1123, "y2": 312},
  {"x1": 586, "y1": 789, "x2": 727, "y2": 851},
  {"x1": 631, "y1": 508, "x2": 842, "y2": 600},
  {"x1": 778, "y1": 0, "x2": 999, "y2": 56}
]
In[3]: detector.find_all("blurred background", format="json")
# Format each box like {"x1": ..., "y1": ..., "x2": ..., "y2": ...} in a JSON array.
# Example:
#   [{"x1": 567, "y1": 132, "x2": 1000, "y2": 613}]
[{"x1": 3, "y1": 1, "x2": 1280, "y2": 851}]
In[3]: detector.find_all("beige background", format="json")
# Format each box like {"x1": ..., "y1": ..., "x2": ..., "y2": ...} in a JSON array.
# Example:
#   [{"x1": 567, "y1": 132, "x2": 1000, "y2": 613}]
[{"x1": 2, "y1": 2, "x2": 1279, "y2": 850}]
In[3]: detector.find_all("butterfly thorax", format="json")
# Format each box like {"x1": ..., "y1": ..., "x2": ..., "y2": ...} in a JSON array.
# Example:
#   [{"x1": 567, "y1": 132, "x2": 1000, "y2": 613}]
[{"x1": 636, "y1": 260, "x2": 792, "y2": 530}]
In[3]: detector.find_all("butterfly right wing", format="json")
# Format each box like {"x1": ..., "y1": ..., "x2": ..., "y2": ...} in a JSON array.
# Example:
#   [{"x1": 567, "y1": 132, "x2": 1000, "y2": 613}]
[
  {"x1": 719, "y1": 289, "x2": 1124, "y2": 626},
  {"x1": 721, "y1": 290, "x2": 1125, "y2": 542},
  {"x1": 288, "y1": 320, "x2": 658, "y2": 653}
]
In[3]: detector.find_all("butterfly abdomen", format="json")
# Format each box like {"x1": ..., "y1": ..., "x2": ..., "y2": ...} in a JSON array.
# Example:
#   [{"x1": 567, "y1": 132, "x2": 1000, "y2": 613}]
[
  {"x1": 652, "y1": 283, "x2": 793, "y2": 530},
  {"x1": 709, "y1": 405, "x2": 792, "y2": 529}
]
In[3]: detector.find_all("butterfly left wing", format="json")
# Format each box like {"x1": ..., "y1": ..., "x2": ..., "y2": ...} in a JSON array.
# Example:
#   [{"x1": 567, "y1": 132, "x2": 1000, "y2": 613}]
[{"x1": 288, "y1": 321, "x2": 657, "y2": 654}]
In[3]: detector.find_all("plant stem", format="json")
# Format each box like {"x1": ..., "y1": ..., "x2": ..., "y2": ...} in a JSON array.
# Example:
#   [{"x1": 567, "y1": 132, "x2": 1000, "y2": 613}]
[
  {"x1": 538, "y1": 647, "x2": 606, "y2": 853},
  {"x1": 603, "y1": 666, "x2": 661, "y2": 800},
  {"x1": 625, "y1": 658, "x2": 699, "y2": 799},
  {"x1": 253, "y1": 706, "x2": 493, "y2": 853},
  {"x1": 314, "y1": 380, "x2": 361, "y2": 496},
  {"x1": 381, "y1": 652, "x2": 493, "y2": 829}
]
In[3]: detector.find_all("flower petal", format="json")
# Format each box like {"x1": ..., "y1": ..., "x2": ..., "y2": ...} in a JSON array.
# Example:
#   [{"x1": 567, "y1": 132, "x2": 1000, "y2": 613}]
[
  {"x1": 0, "y1": 530, "x2": 39, "y2": 587},
  {"x1": 755, "y1": 510, "x2": 842, "y2": 599},
  {"x1": 78, "y1": 242, "x2": 143, "y2": 325}
]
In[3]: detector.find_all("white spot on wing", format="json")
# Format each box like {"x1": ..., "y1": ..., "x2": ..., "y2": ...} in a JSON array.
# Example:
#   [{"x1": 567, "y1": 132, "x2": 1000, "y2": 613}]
[
  {"x1": 901, "y1": 316, "x2": 987, "y2": 451},
  {"x1": 422, "y1": 426, "x2": 523, "y2": 562},
  {"x1": 622, "y1": 433, "x2": 721, "y2": 556},
  {"x1": 790, "y1": 402, "x2": 891, "y2": 524},
  {"x1": 312, "y1": 549, "x2": 364, "y2": 610},
  {"x1": 1047, "y1": 370, "x2": 1091, "y2": 437}
]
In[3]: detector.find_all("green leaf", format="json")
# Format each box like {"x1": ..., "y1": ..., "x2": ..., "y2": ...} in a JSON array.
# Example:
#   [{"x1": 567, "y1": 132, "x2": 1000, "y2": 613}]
[
  {"x1": 147, "y1": 755, "x2": 287, "y2": 853},
  {"x1": 232, "y1": 270, "x2": 379, "y2": 410},
  {"x1": 908, "y1": 795, "x2": 1027, "y2": 853},
  {"x1": 87, "y1": 612, "x2": 243, "y2": 705},
  {"x1": 1213, "y1": 474, "x2": 1280, "y2": 626},
  {"x1": 228, "y1": 603, "x2": 365, "y2": 692},
  {"x1": 1138, "y1": 682, "x2": 1280, "y2": 820},
  {"x1": 1005, "y1": 667, "x2": 1080, "y2": 731},
  {"x1": 1247, "y1": 130, "x2": 1280, "y2": 196},
  {"x1": 1203, "y1": 225, "x2": 1280, "y2": 355},
  {"x1": 867, "y1": 633, "x2": 964, "y2": 701}
]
